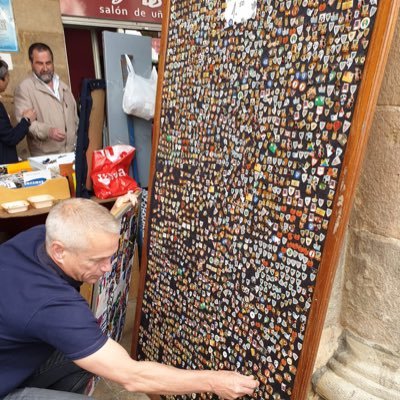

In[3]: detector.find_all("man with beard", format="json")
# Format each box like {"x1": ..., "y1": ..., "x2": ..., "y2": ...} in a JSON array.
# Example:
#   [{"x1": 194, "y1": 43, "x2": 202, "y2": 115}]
[{"x1": 14, "y1": 43, "x2": 78, "y2": 156}]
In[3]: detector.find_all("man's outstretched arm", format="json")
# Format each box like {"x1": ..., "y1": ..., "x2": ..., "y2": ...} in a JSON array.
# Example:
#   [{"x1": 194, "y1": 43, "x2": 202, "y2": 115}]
[{"x1": 75, "y1": 338, "x2": 259, "y2": 399}]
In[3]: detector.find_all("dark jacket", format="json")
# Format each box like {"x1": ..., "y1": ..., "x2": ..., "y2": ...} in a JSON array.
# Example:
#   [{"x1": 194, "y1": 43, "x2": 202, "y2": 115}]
[
  {"x1": 0, "y1": 226, "x2": 107, "y2": 396},
  {"x1": 0, "y1": 101, "x2": 30, "y2": 164}
]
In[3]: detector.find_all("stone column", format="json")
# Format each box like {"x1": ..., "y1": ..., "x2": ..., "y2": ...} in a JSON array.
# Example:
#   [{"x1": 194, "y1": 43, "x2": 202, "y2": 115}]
[{"x1": 312, "y1": 13, "x2": 400, "y2": 400}]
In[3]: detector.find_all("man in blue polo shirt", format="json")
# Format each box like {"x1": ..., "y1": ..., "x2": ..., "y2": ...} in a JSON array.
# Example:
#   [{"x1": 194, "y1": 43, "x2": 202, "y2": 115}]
[{"x1": 0, "y1": 198, "x2": 258, "y2": 400}]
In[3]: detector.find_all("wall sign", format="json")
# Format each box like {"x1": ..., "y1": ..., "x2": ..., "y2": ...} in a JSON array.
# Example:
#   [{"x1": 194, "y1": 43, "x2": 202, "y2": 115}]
[
  {"x1": 133, "y1": 1, "x2": 398, "y2": 399},
  {"x1": 59, "y1": 0, "x2": 162, "y2": 25},
  {"x1": 0, "y1": 0, "x2": 18, "y2": 52}
]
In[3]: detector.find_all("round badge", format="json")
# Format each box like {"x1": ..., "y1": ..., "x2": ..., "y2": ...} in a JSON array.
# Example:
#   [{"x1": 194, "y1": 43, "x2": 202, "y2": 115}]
[{"x1": 361, "y1": 17, "x2": 370, "y2": 29}]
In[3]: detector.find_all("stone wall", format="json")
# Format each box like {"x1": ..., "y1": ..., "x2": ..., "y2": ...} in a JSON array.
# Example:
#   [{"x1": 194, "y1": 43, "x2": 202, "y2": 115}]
[
  {"x1": 340, "y1": 3, "x2": 400, "y2": 358},
  {"x1": 311, "y1": 10, "x2": 400, "y2": 400}
]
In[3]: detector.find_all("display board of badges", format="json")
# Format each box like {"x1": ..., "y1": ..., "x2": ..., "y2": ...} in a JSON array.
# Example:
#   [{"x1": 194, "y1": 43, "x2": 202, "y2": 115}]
[
  {"x1": 93, "y1": 200, "x2": 140, "y2": 341},
  {"x1": 133, "y1": 1, "x2": 399, "y2": 399}
]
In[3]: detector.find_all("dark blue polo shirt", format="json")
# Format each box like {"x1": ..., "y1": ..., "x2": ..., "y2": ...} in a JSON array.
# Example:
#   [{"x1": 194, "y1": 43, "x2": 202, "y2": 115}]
[{"x1": 0, "y1": 225, "x2": 108, "y2": 396}]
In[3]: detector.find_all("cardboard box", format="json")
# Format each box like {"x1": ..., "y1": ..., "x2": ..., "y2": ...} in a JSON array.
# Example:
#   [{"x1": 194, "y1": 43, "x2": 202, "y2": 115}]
[{"x1": 0, "y1": 176, "x2": 71, "y2": 205}]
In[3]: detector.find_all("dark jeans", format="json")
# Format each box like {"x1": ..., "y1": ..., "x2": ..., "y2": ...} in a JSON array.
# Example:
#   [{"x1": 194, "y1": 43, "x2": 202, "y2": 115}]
[
  {"x1": 3, "y1": 351, "x2": 93, "y2": 399},
  {"x1": 3, "y1": 388, "x2": 92, "y2": 400}
]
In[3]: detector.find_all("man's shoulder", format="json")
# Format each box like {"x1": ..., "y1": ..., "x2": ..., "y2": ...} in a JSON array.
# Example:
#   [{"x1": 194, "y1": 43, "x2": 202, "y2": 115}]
[
  {"x1": 1, "y1": 225, "x2": 45, "y2": 250},
  {"x1": 15, "y1": 74, "x2": 35, "y2": 91},
  {"x1": 20, "y1": 224, "x2": 45, "y2": 237},
  {"x1": 58, "y1": 78, "x2": 72, "y2": 91}
]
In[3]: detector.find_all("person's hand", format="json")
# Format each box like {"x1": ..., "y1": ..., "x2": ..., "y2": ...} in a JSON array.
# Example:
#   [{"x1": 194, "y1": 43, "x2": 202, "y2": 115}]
[
  {"x1": 111, "y1": 190, "x2": 140, "y2": 213},
  {"x1": 22, "y1": 109, "x2": 37, "y2": 122},
  {"x1": 210, "y1": 371, "x2": 259, "y2": 399},
  {"x1": 48, "y1": 127, "x2": 66, "y2": 142}
]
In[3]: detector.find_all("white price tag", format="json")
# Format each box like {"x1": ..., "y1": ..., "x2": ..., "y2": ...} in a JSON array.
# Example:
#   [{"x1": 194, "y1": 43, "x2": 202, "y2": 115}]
[{"x1": 225, "y1": 0, "x2": 257, "y2": 26}]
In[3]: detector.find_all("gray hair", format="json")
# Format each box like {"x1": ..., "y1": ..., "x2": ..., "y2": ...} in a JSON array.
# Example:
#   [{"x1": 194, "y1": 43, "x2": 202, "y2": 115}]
[
  {"x1": 45, "y1": 198, "x2": 120, "y2": 250},
  {"x1": 0, "y1": 60, "x2": 8, "y2": 80}
]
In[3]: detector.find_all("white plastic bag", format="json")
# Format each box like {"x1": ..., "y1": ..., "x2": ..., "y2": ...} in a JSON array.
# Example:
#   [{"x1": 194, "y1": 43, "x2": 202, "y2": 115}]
[{"x1": 122, "y1": 54, "x2": 157, "y2": 121}]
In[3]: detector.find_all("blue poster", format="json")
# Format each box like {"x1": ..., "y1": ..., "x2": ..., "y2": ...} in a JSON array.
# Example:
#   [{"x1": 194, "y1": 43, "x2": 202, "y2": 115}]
[{"x1": 0, "y1": 0, "x2": 18, "y2": 52}]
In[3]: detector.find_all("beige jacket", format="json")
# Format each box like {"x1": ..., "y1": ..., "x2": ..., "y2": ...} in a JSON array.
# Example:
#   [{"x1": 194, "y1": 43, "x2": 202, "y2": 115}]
[{"x1": 14, "y1": 74, "x2": 78, "y2": 156}]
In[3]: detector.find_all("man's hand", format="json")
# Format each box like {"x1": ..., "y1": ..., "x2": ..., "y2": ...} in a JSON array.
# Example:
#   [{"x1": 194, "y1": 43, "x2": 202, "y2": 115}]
[
  {"x1": 22, "y1": 109, "x2": 37, "y2": 122},
  {"x1": 48, "y1": 127, "x2": 66, "y2": 142},
  {"x1": 211, "y1": 371, "x2": 259, "y2": 399},
  {"x1": 75, "y1": 339, "x2": 259, "y2": 398}
]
